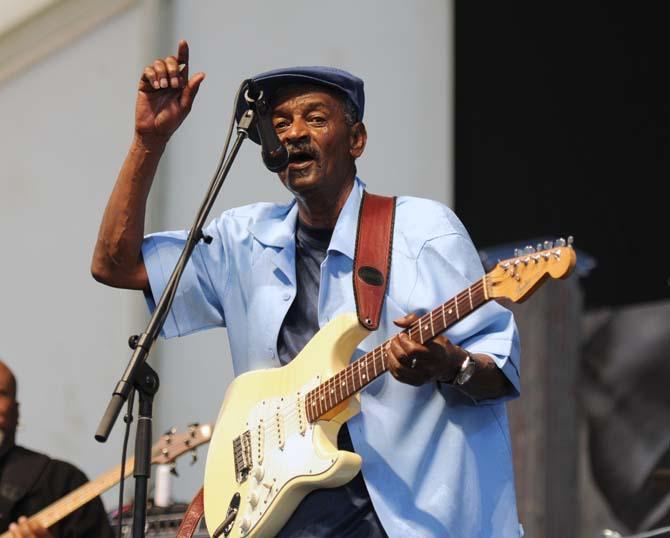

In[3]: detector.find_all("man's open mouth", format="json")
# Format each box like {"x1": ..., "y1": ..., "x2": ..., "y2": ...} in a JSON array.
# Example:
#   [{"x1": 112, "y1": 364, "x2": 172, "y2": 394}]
[{"x1": 287, "y1": 149, "x2": 316, "y2": 168}]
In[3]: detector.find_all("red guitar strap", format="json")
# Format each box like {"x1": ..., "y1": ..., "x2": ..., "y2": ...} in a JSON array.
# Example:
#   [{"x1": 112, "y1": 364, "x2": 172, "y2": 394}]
[
  {"x1": 176, "y1": 486, "x2": 204, "y2": 538},
  {"x1": 353, "y1": 191, "x2": 396, "y2": 331}
]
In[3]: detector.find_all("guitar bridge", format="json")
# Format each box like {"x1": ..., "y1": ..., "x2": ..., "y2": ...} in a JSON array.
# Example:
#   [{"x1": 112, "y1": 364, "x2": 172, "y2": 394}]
[{"x1": 233, "y1": 430, "x2": 252, "y2": 483}]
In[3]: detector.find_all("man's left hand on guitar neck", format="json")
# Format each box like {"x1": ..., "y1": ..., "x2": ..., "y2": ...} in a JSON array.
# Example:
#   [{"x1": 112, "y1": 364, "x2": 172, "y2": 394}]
[
  {"x1": 7, "y1": 517, "x2": 52, "y2": 538},
  {"x1": 386, "y1": 313, "x2": 514, "y2": 400}
]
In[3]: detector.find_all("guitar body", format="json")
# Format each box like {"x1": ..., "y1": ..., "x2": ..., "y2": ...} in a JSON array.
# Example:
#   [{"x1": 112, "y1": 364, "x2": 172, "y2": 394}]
[{"x1": 203, "y1": 313, "x2": 370, "y2": 537}]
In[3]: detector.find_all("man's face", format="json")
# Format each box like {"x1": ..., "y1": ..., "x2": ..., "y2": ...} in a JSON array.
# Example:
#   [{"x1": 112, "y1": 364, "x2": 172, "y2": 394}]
[
  {"x1": 271, "y1": 87, "x2": 364, "y2": 197},
  {"x1": 0, "y1": 364, "x2": 18, "y2": 448}
]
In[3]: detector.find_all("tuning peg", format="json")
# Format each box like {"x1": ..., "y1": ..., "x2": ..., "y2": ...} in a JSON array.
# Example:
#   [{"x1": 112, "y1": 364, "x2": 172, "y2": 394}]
[
  {"x1": 170, "y1": 462, "x2": 179, "y2": 477},
  {"x1": 556, "y1": 237, "x2": 566, "y2": 247},
  {"x1": 514, "y1": 248, "x2": 522, "y2": 257},
  {"x1": 190, "y1": 449, "x2": 198, "y2": 465},
  {"x1": 536, "y1": 243, "x2": 543, "y2": 252},
  {"x1": 524, "y1": 245, "x2": 535, "y2": 254},
  {"x1": 567, "y1": 236, "x2": 574, "y2": 247},
  {"x1": 164, "y1": 426, "x2": 177, "y2": 436},
  {"x1": 543, "y1": 240, "x2": 553, "y2": 250}
]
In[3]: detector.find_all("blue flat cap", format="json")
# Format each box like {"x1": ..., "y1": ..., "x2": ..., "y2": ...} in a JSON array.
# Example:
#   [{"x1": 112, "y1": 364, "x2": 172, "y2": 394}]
[{"x1": 236, "y1": 66, "x2": 365, "y2": 144}]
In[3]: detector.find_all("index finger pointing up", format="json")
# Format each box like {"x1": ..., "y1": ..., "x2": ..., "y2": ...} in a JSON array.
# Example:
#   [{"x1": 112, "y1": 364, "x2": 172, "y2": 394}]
[{"x1": 177, "y1": 39, "x2": 189, "y2": 79}]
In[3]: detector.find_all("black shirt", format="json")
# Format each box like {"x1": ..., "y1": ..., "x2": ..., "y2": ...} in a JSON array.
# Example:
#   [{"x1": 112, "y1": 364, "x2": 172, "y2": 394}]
[{"x1": 0, "y1": 445, "x2": 114, "y2": 538}]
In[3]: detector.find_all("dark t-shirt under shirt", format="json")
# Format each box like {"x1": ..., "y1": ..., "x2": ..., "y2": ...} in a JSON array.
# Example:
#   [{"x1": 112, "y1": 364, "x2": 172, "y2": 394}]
[{"x1": 275, "y1": 221, "x2": 387, "y2": 538}]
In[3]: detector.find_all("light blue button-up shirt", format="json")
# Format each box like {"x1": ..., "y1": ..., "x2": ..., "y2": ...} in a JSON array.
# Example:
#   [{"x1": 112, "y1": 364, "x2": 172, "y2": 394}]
[{"x1": 142, "y1": 178, "x2": 522, "y2": 537}]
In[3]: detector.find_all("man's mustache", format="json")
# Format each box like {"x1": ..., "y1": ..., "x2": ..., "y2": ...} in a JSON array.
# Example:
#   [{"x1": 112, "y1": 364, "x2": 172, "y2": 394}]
[{"x1": 286, "y1": 142, "x2": 319, "y2": 162}]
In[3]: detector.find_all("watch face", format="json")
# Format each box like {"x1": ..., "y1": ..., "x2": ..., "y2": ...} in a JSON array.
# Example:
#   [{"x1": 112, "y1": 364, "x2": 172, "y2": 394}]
[{"x1": 456, "y1": 357, "x2": 476, "y2": 385}]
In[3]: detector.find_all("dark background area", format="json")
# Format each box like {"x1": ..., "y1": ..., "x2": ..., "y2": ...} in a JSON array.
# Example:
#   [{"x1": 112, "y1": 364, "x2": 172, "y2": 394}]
[{"x1": 455, "y1": 2, "x2": 669, "y2": 310}]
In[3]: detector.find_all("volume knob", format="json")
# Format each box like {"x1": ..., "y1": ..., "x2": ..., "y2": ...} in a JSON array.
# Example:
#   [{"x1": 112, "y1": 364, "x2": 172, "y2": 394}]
[
  {"x1": 248, "y1": 491, "x2": 260, "y2": 508},
  {"x1": 239, "y1": 516, "x2": 252, "y2": 533},
  {"x1": 253, "y1": 466, "x2": 264, "y2": 482}
]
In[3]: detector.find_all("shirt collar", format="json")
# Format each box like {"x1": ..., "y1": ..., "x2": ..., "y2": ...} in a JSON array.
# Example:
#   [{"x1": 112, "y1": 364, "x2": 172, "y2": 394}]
[
  {"x1": 248, "y1": 177, "x2": 366, "y2": 259},
  {"x1": 248, "y1": 199, "x2": 299, "y2": 249}
]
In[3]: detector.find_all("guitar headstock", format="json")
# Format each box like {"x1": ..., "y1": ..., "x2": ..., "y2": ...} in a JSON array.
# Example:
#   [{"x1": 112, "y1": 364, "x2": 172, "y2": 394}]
[
  {"x1": 485, "y1": 237, "x2": 577, "y2": 303},
  {"x1": 151, "y1": 423, "x2": 213, "y2": 465}
]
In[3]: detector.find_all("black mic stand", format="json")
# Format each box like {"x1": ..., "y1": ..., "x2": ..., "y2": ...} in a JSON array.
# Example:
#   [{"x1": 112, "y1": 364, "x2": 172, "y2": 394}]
[{"x1": 95, "y1": 90, "x2": 256, "y2": 538}]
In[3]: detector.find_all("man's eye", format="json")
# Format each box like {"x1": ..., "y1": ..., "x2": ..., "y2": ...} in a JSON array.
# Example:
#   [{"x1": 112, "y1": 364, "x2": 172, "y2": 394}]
[
  {"x1": 274, "y1": 121, "x2": 289, "y2": 130},
  {"x1": 309, "y1": 116, "x2": 326, "y2": 124}
]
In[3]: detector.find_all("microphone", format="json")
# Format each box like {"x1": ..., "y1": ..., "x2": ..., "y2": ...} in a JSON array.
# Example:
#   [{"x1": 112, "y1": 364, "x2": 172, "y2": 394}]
[{"x1": 245, "y1": 80, "x2": 289, "y2": 172}]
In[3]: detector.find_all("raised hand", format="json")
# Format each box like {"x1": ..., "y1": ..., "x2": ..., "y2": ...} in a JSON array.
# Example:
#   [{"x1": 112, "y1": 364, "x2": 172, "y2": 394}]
[{"x1": 135, "y1": 39, "x2": 205, "y2": 146}]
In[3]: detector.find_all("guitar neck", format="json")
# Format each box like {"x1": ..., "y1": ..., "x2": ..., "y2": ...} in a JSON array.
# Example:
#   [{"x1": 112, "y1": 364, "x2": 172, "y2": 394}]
[
  {"x1": 4, "y1": 458, "x2": 135, "y2": 534},
  {"x1": 305, "y1": 276, "x2": 489, "y2": 421}
]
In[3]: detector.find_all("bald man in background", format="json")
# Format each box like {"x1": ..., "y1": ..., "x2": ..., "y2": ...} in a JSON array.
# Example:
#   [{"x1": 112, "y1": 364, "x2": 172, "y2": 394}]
[{"x1": 0, "y1": 360, "x2": 114, "y2": 538}]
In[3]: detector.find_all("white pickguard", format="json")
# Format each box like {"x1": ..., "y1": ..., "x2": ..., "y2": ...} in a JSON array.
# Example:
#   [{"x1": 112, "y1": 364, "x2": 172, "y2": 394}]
[{"x1": 240, "y1": 379, "x2": 337, "y2": 534}]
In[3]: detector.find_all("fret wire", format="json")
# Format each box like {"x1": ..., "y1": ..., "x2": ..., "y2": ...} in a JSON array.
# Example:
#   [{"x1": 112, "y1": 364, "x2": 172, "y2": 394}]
[
  {"x1": 429, "y1": 310, "x2": 435, "y2": 336},
  {"x1": 317, "y1": 379, "x2": 326, "y2": 413},
  {"x1": 456, "y1": 291, "x2": 466, "y2": 315},
  {"x1": 468, "y1": 285, "x2": 474, "y2": 310},
  {"x1": 312, "y1": 384, "x2": 321, "y2": 418},
  {"x1": 473, "y1": 284, "x2": 484, "y2": 307},
  {"x1": 326, "y1": 376, "x2": 335, "y2": 408},
  {"x1": 454, "y1": 294, "x2": 460, "y2": 318},
  {"x1": 337, "y1": 369, "x2": 345, "y2": 402},
  {"x1": 372, "y1": 347, "x2": 378, "y2": 377},
  {"x1": 317, "y1": 383, "x2": 324, "y2": 417},
  {"x1": 418, "y1": 317, "x2": 423, "y2": 343},
  {"x1": 331, "y1": 374, "x2": 339, "y2": 406}
]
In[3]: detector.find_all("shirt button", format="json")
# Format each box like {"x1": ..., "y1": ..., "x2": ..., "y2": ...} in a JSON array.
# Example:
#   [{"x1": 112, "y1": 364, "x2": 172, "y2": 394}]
[{"x1": 282, "y1": 292, "x2": 291, "y2": 301}]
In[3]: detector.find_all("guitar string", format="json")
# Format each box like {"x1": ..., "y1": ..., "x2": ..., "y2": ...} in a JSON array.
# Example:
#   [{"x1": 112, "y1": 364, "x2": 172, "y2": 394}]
[
  {"x1": 253, "y1": 262, "x2": 553, "y2": 452},
  {"x1": 297, "y1": 251, "x2": 557, "y2": 425},
  {"x1": 247, "y1": 278, "x2": 492, "y2": 437},
  {"x1": 253, "y1": 276, "x2": 500, "y2": 434},
  {"x1": 250, "y1": 261, "x2": 554, "y2": 453},
  {"x1": 264, "y1": 279, "x2": 490, "y2": 430},
  {"x1": 236, "y1": 252, "x2": 561, "y2": 455}
]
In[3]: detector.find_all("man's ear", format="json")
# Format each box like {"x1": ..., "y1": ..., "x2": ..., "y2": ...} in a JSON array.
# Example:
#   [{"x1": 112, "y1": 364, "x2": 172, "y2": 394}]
[{"x1": 349, "y1": 122, "x2": 367, "y2": 159}]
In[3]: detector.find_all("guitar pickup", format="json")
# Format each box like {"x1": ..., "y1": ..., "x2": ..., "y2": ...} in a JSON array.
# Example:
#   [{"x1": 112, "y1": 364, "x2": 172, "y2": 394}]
[
  {"x1": 297, "y1": 393, "x2": 306, "y2": 436},
  {"x1": 275, "y1": 408, "x2": 285, "y2": 450},
  {"x1": 256, "y1": 420, "x2": 264, "y2": 465},
  {"x1": 233, "y1": 430, "x2": 252, "y2": 483}
]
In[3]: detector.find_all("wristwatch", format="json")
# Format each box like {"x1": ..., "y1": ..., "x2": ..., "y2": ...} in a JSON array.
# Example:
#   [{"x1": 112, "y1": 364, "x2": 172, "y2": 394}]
[{"x1": 454, "y1": 351, "x2": 476, "y2": 386}]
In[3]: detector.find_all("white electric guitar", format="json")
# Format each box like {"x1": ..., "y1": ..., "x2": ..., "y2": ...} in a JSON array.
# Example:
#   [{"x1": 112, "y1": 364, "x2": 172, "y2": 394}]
[{"x1": 203, "y1": 239, "x2": 577, "y2": 537}]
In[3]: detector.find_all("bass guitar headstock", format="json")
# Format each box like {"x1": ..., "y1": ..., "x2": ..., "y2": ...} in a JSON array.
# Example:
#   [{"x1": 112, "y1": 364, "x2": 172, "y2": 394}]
[{"x1": 151, "y1": 422, "x2": 213, "y2": 465}]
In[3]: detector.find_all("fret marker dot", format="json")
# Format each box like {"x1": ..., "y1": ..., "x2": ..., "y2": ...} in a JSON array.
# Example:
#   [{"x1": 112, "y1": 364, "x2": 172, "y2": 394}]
[{"x1": 448, "y1": 309, "x2": 452, "y2": 314}]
